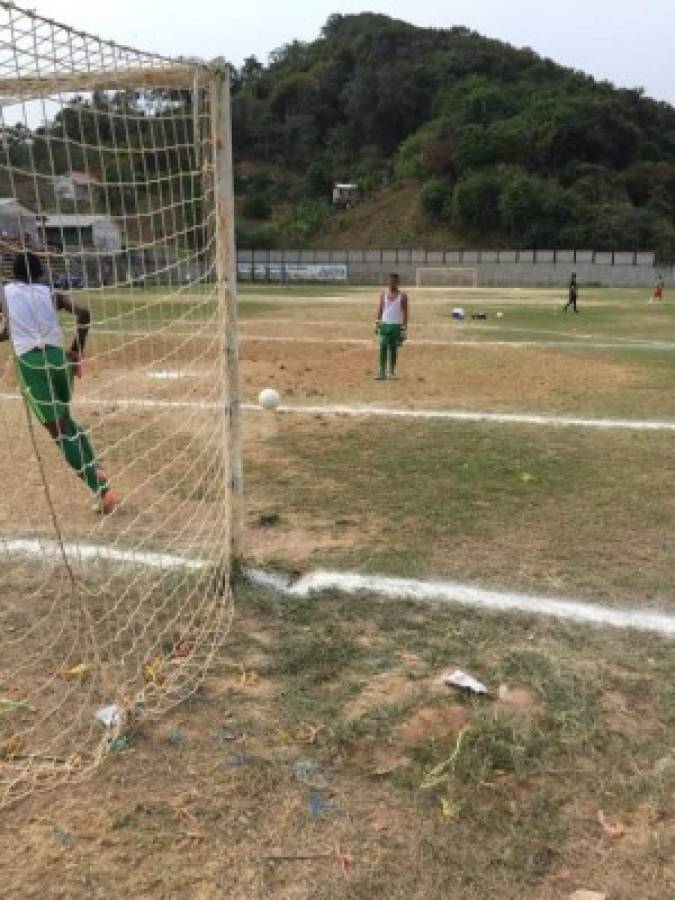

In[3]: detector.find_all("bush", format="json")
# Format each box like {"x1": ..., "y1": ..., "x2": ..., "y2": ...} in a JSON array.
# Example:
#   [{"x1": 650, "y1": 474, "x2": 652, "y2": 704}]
[
  {"x1": 236, "y1": 221, "x2": 280, "y2": 249},
  {"x1": 418, "y1": 178, "x2": 451, "y2": 221},
  {"x1": 452, "y1": 171, "x2": 504, "y2": 231},
  {"x1": 242, "y1": 193, "x2": 272, "y2": 220},
  {"x1": 282, "y1": 199, "x2": 332, "y2": 245},
  {"x1": 498, "y1": 171, "x2": 571, "y2": 246},
  {"x1": 304, "y1": 160, "x2": 333, "y2": 197}
]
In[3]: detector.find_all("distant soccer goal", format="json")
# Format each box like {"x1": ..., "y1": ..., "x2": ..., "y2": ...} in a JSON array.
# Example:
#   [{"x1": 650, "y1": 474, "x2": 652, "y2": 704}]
[
  {"x1": 0, "y1": 2, "x2": 240, "y2": 807},
  {"x1": 416, "y1": 267, "x2": 478, "y2": 288}
]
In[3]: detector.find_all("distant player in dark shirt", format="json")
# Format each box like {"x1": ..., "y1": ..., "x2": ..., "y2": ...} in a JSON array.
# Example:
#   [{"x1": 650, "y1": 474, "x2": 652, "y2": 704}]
[{"x1": 563, "y1": 273, "x2": 578, "y2": 313}]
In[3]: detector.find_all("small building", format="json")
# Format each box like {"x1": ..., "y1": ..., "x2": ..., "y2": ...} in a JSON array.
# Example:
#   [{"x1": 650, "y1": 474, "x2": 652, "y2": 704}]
[
  {"x1": 53, "y1": 171, "x2": 97, "y2": 203},
  {"x1": 0, "y1": 198, "x2": 38, "y2": 243},
  {"x1": 38, "y1": 214, "x2": 122, "y2": 253},
  {"x1": 332, "y1": 183, "x2": 359, "y2": 208}
]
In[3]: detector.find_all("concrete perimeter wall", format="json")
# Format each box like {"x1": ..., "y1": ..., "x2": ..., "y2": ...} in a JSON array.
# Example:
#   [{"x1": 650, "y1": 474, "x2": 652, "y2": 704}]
[{"x1": 238, "y1": 249, "x2": 674, "y2": 287}]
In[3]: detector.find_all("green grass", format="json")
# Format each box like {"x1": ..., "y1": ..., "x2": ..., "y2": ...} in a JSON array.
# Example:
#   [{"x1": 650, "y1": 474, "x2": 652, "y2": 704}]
[{"x1": 246, "y1": 417, "x2": 675, "y2": 606}]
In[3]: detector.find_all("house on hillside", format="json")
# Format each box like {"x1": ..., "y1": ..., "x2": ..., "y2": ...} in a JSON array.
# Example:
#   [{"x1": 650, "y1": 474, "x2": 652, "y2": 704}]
[
  {"x1": 53, "y1": 171, "x2": 97, "y2": 204},
  {"x1": 332, "y1": 183, "x2": 359, "y2": 208},
  {"x1": 38, "y1": 214, "x2": 122, "y2": 253},
  {"x1": 0, "y1": 198, "x2": 38, "y2": 243}
]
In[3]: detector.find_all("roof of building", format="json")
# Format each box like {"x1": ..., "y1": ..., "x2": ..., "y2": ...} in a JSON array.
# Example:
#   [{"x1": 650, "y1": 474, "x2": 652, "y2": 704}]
[
  {"x1": 54, "y1": 171, "x2": 97, "y2": 184},
  {"x1": 39, "y1": 214, "x2": 117, "y2": 228},
  {"x1": 0, "y1": 198, "x2": 36, "y2": 217}
]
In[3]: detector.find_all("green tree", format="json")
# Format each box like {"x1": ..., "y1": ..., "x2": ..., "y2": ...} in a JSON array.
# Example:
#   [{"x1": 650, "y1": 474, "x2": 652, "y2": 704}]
[
  {"x1": 305, "y1": 160, "x2": 333, "y2": 197},
  {"x1": 452, "y1": 171, "x2": 504, "y2": 231},
  {"x1": 418, "y1": 178, "x2": 451, "y2": 221}
]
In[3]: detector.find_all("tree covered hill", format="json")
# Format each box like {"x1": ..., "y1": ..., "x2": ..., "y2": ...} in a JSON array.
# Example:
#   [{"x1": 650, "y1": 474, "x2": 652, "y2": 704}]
[{"x1": 232, "y1": 12, "x2": 675, "y2": 256}]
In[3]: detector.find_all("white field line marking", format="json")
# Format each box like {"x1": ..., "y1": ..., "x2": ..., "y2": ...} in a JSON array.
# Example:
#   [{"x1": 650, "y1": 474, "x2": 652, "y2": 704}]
[
  {"x1": 258, "y1": 403, "x2": 675, "y2": 432},
  {"x1": 1, "y1": 391, "x2": 673, "y2": 431},
  {"x1": 147, "y1": 371, "x2": 199, "y2": 380},
  {"x1": 240, "y1": 334, "x2": 675, "y2": 351},
  {"x1": 249, "y1": 568, "x2": 675, "y2": 637},
  {"x1": 3, "y1": 538, "x2": 674, "y2": 636},
  {"x1": 1, "y1": 538, "x2": 207, "y2": 571}
]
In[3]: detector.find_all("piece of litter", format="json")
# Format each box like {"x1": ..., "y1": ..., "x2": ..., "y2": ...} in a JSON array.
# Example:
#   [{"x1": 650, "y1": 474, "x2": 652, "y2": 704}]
[
  {"x1": 53, "y1": 827, "x2": 76, "y2": 849},
  {"x1": 257, "y1": 511, "x2": 281, "y2": 527},
  {"x1": 95, "y1": 704, "x2": 124, "y2": 729},
  {"x1": 213, "y1": 727, "x2": 239, "y2": 745},
  {"x1": 443, "y1": 670, "x2": 489, "y2": 695},
  {"x1": 167, "y1": 727, "x2": 186, "y2": 747},
  {"x1": 226, "y1": 751, "x2": 254, "y2": 766},
  {"x1": 63, "y1": 663, "x2": 90, "y2": 679},
  {"x1": 109, "y1": 734, "x2": 132, "y2": 754},
  {"x1": 294, "y1": 759, "x2": 329, "y2": 790},
  {"x1": 307, "y1": 791, "x2": 335, "y2": 817},
  {"x1": 172, "y1": 641, "x2": 194, "y2": 659},
  {"x1": 598, "y1": 809, "x2": 625, "y2": 840},
  {"x1": 440, "y1": 796, "x2": 460, "y2": 819}
]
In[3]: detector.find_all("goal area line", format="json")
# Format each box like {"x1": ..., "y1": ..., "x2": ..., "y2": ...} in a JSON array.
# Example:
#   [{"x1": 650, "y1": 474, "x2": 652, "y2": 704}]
[{"x1": 3, "y1": 537, "x2": 674, "y2": 637}]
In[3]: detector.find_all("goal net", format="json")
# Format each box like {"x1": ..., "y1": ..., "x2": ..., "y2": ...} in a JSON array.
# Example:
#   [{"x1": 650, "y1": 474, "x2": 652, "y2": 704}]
[
  {"x1": 416, "y1": 267, "x2": 478, "y2": 288},
  {"x1": 0, "y1": 3, "x2": 239, "y2": 806}
]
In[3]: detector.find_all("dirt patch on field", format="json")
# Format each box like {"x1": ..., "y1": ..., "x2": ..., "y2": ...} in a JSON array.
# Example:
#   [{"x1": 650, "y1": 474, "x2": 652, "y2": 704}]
[
  {"x1": 602, "y1": 690, "x2": 662, "y2": 739},
  {"x1": 344, "y1": 673, "x2": 418, "y2": 720},
  {"x1": 497, "y1": 685, "x2": 540, "y2": 718},
  {"x1": 239, "y1": 339, "x2": 639, "y2": 414},
  {"x1": 398, "y1": 703, "x2": 468, "y2": 749}
]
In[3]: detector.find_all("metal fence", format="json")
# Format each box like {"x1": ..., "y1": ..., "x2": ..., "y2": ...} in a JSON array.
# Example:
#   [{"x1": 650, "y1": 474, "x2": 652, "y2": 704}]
[{"x1": 238, "y1": 249, "x2": 657, "y2": 266}]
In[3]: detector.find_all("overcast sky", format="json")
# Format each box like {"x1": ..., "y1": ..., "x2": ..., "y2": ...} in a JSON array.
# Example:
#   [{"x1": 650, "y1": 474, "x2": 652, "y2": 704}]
[{"x1": 32, "y1": 0, "x2": 675, "y2": 105}]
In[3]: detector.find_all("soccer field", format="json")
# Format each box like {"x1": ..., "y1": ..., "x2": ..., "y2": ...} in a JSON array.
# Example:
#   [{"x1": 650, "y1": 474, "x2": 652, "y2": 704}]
[{"x1": 2, "y1": 283, "x2": 675, "y2": 898}]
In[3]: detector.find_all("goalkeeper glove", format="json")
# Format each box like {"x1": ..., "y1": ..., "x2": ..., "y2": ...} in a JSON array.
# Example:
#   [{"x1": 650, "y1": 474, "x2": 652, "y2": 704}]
[
  {"x1": 398, "y1": 326, "x2": 407, "y2": 345},
  {"x1": 375, "y1": 320, "x2": 382, "y2": 335}
]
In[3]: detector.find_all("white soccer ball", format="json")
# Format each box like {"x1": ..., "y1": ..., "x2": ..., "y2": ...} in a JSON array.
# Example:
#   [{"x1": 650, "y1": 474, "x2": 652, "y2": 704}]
[
  {"x1": 496, "y1": 312, "x2": 504, "y2": 319},
  {"x1": 258, "y1": 387, "x2": 281, "y2": 410}
]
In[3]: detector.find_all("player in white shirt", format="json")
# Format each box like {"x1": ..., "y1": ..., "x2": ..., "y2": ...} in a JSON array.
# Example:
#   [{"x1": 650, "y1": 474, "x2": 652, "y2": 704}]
[
  {"x1": 375, "y1": 273, "x2": 409, "y2": 380},
  {"x1": 0, "y1": 251, "x2": 118, "y2": 513}
]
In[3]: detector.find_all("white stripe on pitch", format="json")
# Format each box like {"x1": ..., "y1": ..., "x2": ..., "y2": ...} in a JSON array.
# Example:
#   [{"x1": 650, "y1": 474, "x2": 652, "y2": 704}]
[
  {"x1": 1, "y1": 538, "x2": 207, "y2": 570},
  {"x1": 247, "y1": 568, "x2": 675, "y2": 637},
  {"x1": 240, "y1": 334, "x2": 675, "y2": 352},
  {"x1": 254, "y1": 403, "x2": 675, "y2": 432},
  {"x1": 1, "y1": 391, "x2": 673, "y2": 431},
  {"x1": 2, "y1": 537, "x2": 674, "y2": 636}
]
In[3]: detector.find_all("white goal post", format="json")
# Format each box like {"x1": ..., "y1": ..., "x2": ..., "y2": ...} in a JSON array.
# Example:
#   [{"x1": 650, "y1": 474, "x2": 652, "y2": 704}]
[{"x1": 416, "y1": 267, "x2": 479, "y2": 288}]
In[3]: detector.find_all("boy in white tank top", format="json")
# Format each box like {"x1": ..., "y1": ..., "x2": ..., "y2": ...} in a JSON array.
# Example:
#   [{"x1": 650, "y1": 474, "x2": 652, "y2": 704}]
[{"x1": 375, "y1": 273, "x2": 408, "y2": 380}]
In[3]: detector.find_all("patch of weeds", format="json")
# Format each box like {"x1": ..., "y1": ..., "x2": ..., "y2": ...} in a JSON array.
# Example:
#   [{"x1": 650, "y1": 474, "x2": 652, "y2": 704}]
[
  {"x1": 279, "y1": 595, "x2": 315, "y2": 625},
  {"x1": 275, "y1": 624, "x2": 358, "y2": 682},
  {"x1": 497, "y1": 648, "x2": 606, "y2": 750},
  {"x1": 451, "y1": 712, "x2": 548, "y2": 783}
]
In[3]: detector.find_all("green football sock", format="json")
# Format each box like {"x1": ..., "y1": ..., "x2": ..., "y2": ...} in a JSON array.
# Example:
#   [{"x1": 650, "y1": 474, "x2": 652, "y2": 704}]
[
  {"x1": 379, "y1": 337, "x2": 388, "y2": 377},
  {"x1": 389, "y1": 340, "x2": 398, "y2": 374},
  {"x1": 55, "y1": 417, "x2": 108, "y2": 497}
]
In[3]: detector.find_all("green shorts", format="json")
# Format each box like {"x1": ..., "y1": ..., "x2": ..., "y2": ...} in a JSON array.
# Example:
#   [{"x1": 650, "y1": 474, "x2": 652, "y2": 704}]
[{"x1": 17, "y1": 346, "x2": 73, "y2": 425}]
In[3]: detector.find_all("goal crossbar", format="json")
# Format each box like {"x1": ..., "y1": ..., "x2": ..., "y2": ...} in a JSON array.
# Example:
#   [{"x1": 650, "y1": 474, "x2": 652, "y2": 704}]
[
  {"x1": 0, "y1": 64, "x2": 207, "y2": 103},
  {"x1": 416, "y1": 267, "x2": 479, "y2": 288}
]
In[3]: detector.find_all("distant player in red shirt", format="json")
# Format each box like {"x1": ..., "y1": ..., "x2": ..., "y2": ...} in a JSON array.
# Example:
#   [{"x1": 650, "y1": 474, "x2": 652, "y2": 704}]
[{"x1": 652, "y1": 274, "x2": 665, "y2": 303}]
